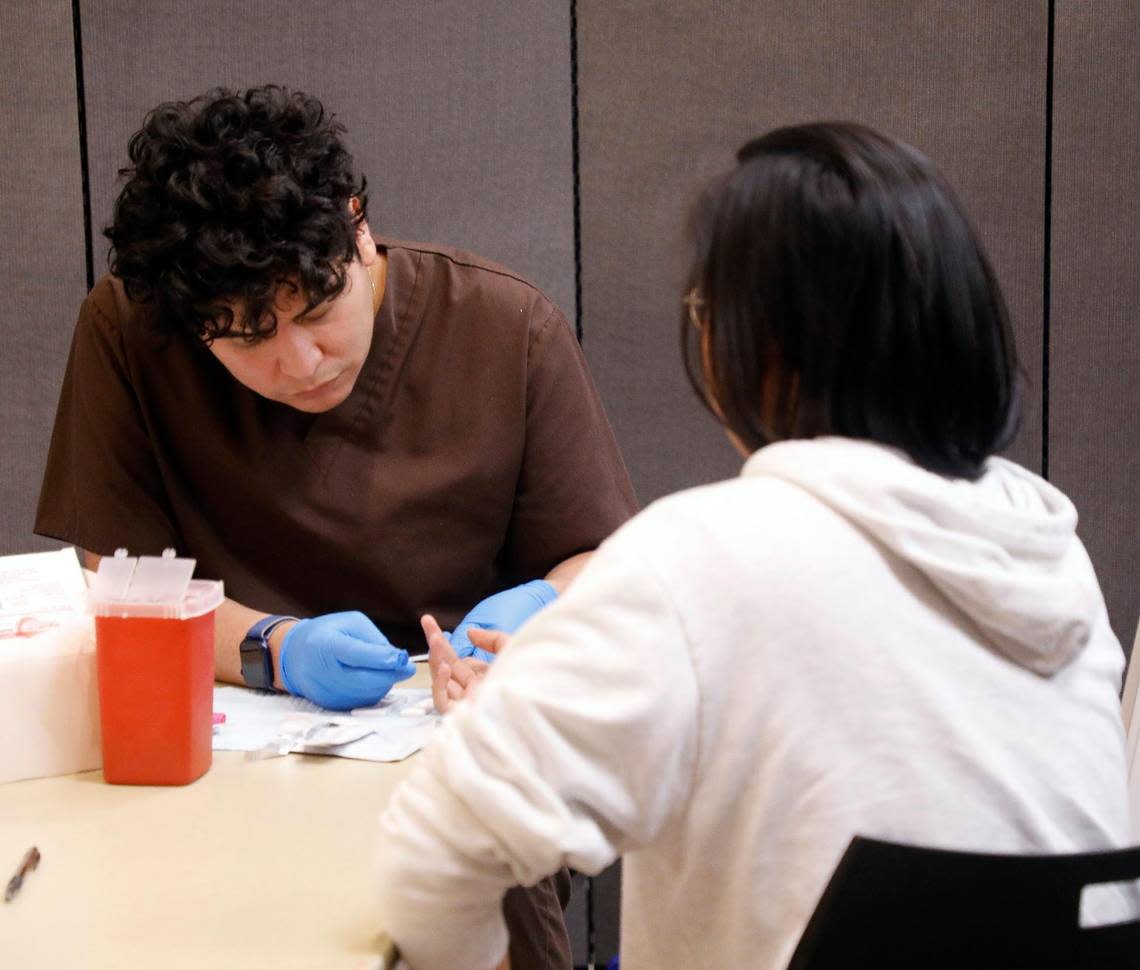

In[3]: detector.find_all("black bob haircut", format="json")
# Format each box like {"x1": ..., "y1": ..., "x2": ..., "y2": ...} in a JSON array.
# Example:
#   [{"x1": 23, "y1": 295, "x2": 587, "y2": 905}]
[
  {"x1": 683, "y1": 121, "x2": 1020, "y2": 480},
  {"x1": 105, "y1": 85, "x2": 367, "y2": 342}
]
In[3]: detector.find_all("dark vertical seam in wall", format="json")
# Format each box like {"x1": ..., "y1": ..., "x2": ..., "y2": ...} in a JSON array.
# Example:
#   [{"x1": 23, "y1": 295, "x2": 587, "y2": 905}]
[
  {"x1": 570, "y1": 0, "x2": 584, "y2": 343},
  {"x1": 570, "y1": 5, "x2": 593, "y2": 960},
  {"x1": 72, "y1": 0, "x2": 94, "y2": 291},
  {"x1": 1041, "y1": 0, "x2": 1055, "y2": 479}
]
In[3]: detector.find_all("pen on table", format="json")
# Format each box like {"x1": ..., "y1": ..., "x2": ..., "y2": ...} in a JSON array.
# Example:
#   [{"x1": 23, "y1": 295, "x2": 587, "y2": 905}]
[{"x1": 5, "y1": 846, "x2": 41, "y2": 902}]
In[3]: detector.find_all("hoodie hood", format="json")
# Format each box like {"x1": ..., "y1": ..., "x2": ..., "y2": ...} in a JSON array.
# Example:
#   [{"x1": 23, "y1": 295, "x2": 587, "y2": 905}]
[{"x1": 743, "y1": 437, "x2": 1103, "y2": 676}]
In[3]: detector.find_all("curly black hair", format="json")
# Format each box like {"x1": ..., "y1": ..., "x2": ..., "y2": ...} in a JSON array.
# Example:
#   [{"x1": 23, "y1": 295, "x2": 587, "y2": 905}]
[{"x1": 105, "y1": 85, "x2": 368, "y2": 341}]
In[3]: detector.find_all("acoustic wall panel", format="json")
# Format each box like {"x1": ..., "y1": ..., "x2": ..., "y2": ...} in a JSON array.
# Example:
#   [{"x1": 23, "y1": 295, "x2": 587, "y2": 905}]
[
  {"x1": 78, "y1": 0, "x2": 577, "y2": 318},
  {"x1": 0, "y1": 1, "x2": 89, "y2": 553},
  {"x1": 578, "y1": 1, "x2": 1048, "y2": 506},
  {"x1": 1050, "y1": 2, "x2": 1140, "y2": 647}
]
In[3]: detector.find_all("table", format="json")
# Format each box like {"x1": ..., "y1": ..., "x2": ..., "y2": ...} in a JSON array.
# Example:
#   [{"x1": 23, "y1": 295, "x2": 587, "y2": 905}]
[{"x1": 0, "y1": 671, "x2": 431, "y2": 968}]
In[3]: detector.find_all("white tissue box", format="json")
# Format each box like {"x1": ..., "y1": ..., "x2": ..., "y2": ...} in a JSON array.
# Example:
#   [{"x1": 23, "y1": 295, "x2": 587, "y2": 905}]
[
  {"x1": 0, "y1": 549, "x2": 102, "y2": 784},
  {"x1": 0, "y1": 616, "x2": 102, "y2": 783}
]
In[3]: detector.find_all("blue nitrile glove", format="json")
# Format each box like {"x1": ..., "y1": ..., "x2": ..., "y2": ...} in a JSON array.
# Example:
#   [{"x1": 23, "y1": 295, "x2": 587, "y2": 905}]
[
  {"x1": 450, "y1": 580, "x2": 559, "y2": 662},
  {"x1": 279, "y1": 611, "x2": 415, "y2": 711}
]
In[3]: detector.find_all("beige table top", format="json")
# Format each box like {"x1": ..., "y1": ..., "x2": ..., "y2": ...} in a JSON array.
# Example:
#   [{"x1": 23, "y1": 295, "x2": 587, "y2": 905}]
[{"x1": 0, "y1": 671, "x2": 431, "y2": 969}]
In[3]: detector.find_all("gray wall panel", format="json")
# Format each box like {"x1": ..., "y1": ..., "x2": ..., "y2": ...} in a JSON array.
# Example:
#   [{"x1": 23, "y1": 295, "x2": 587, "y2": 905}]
[
  {"x1": 1050, "y1": 2, "x2": 1140, "y2": 647},
  {"x1": 79, "y1": 0, "x2": 576, "y2": 318},
  {"x1": 565, "y1": 870, "x2": 589, "y2": 966},
  {"x1": 578, "y1": 1, "x2": 1047, "y2": 506},
  {"x1": 0, "y1": 1, "x2": 88, "y2": 554}
]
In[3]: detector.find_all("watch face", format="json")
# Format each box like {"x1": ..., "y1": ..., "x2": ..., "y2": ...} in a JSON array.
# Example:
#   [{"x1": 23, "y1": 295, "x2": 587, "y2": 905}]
[{"x1": 241, "y1": 636, "x2": 273, "y2": 689}]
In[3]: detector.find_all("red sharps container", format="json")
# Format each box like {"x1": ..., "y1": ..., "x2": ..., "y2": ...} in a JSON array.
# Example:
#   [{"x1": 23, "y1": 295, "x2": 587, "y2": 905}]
[{"x1": 89, "y1": 549, "x2": 224, "y2": 785}]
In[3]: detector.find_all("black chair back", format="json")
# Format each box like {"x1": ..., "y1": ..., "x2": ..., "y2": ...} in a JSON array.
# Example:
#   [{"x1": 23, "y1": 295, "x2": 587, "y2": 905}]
[{"x1": 787, "y1": 836, "x2": 1140, "y2": 969}]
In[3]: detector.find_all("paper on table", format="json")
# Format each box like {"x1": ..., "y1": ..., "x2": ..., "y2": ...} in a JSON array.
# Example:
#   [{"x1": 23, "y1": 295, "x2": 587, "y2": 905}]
[
  {"x1": 0, "y1": 547, "x2": 87, "y2": 638},
  {"x1": 212, "y1": 685, "x2": 440, "y2": 763}
]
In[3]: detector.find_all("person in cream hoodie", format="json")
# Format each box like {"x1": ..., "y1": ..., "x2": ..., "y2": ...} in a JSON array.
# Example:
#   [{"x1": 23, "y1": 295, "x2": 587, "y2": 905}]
[{"x1": 375, "y1": 123, "x2": 1132, "y2": 969}]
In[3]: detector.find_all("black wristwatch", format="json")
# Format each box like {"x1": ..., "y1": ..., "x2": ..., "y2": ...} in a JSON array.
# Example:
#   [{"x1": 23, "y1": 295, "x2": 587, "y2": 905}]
[{"x1": 240, "y1": 615, "x2": 297, "y2": 690}]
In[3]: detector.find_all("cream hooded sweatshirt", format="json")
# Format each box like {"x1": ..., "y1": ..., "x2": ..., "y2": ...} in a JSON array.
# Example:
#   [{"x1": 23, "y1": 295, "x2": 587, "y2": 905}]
[{"x1": 377, "y1": 438, "x2": 1131, "y2": 970}]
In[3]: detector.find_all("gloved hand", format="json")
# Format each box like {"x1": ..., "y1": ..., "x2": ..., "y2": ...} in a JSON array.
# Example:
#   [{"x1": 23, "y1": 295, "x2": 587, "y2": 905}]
[
  {"x1": 279, "y1": 611, "x2": 415, "y2": 711},
  {"x1": 450, "y1": 580, "x2": 558, "y2": 662}
]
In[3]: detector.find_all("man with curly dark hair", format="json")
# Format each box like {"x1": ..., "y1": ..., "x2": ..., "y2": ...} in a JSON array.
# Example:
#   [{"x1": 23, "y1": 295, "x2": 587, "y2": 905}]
[{"x1": 35, "y1": 85, "x2": 637, "y2": 970}]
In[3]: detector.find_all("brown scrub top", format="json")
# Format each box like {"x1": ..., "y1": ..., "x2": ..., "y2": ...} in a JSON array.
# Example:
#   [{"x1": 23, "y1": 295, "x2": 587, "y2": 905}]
[{"x1": 35, "y1": 237, "x2": 638, "y2": 651}]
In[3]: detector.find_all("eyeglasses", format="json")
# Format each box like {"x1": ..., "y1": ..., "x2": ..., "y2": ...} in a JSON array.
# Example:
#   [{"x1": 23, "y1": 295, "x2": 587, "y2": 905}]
[{"x1": 682, "y1": 289, "x2": 708, "y2": 330}]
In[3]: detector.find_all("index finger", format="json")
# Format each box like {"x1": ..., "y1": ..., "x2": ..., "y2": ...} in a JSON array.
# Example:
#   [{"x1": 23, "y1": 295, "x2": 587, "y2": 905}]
[
  {"x1": 422, "y1": 615, "x2": 459, "y2": 660},
  {"x1": 421, "y1": 613, "x2": 441, "y2": 639},
  {"x1": 423, "y1": 613, "x2": 460, "y2": 683}
]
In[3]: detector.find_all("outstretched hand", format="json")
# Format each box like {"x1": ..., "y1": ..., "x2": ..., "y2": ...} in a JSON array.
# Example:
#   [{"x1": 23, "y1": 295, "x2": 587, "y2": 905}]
[{"x1": 421, "y1": 613, "x2": 509, "y2": 714}]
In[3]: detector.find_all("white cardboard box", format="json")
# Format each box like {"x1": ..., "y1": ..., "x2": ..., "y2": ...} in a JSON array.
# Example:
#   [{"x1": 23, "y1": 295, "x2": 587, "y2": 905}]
[{"x1": 0, "y1": 549, "x2": 102, "y2": 783}]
